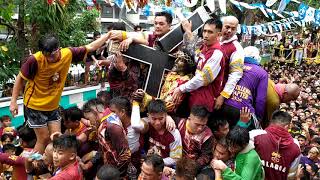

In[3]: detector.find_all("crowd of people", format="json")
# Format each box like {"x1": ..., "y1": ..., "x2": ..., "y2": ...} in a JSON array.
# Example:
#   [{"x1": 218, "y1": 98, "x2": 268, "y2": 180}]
[{"x1": 0, "y1": 10, "x2": 319, "y2": 180}]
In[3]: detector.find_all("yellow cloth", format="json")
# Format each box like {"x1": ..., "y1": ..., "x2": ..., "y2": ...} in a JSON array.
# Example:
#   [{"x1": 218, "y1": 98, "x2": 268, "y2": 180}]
[
  {"x1": 21, "y1": 48, "x2": 79, "y2": 111},
  {"x1": 266, "y1": 79, "x2": 280, "y2": 122}
]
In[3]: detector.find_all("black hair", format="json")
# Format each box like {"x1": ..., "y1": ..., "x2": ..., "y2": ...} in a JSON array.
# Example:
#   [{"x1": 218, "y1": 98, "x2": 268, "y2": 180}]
[
  {"x1": 144, "y1": 154, "x2": 164, "y2": 173},
  {"x1": 93, "y1": 31, "x2": 101, "y2": 38},
  {"x1": 271, "y1": 110, "x2": 292, "y2": 125},
  {"x1": 38, "y1": 34, "x2": 60, "y2": 53},
  {"x1": 17, "y1": 124, "x2": 36, "y2": 148},
  {"x1": 175, "y1": 158, "x2": 197, "y2": 180},
  {"x1": 96, "y1": 164, "x2": 120, "y2": 180},
  {"x1": 311, "y1": 137, "x2": 320, "y2": 145},
  {"x1": 53, "y1": 134, "x2": 78, "y2": 153},
  {"x1": 82, "y1": 98, "x2": 105, "y2": 114},
  {"x1": 204, "y1": 18, "x2": 223, "y2": 31},
  {"x1": 298, "y1": 135, "x2": 307, "y2": 140},
  {"x1": 97, "y1": 91, "x2": 112, "y2": 107},
  {"x1": 210, "y1": 118, "x2": 228, "y2": 132},
  {"x1": 1, "y1": 134, "x2": 14, "y2": 143},
  {"x1": 226, "y1": 126, "x2": 249, "y2": 149},
  {"x1": 134, "y1": 25, "x2": 142, "y2": 31},
  {"x1": 111, "y1": 22, "x2": 126, "y2": 31},
  {"x1": 0, "y1": 115, "x2": 10, "y2": 122},
  {"x1": 155, "y1": 11, "x2": 173, "y2": 24},
  {"x1": 190, "y1": 105, "x2": 209, "y2": 119},
  {"x1": 147, "y1": 99, "x2": 167, "y2": 114},
  {"x1": 63, "y1": 106, "x2": 83, "y2": 122},
  {"x1": 2, "y1": 144, "x2": 16, "y2": 153},
  {"x1": 109, "y1": 96, "x2": 132, "y2": 117}
]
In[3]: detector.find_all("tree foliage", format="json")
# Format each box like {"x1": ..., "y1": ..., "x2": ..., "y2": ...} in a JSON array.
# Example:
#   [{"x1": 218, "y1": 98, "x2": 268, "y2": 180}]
[{"x1": 0, "y1": 0, "x2": 100, "y2": 87}]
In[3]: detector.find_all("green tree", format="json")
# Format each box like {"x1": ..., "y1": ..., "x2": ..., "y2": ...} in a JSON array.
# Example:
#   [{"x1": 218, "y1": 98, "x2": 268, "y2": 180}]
[{"x1": 0, "y1": 0, "x2": 100, "y2": 87}]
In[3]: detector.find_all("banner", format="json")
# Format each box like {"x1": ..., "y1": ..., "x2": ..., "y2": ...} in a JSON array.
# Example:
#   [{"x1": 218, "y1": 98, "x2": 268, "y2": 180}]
[
  {"x1": 298, "y1": 3, "x2": 309, "y2": 20},
  {"x1": 315, "y1": 9, "x2": 320, "y2": 26},
  {"x1": 305, "y1": 7, "x2": 315, "y2": 22},
  {"x1": 219, "y1": 0, "x2": 227, "y2": 14},
  {"x1": 266, "y1": 0, "x2": 277, "y2": 7},
  {"x1": 277, "y1": 0, "x2": 291, "y2": 13}
]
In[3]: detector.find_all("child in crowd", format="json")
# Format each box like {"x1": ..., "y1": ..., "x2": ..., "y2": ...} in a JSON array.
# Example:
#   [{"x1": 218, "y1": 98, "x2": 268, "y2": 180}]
[
  {"x1": 49, "y1": 134, "x2": 82, "y2": 180},
  {"x1": 0, "y1": 115, "x2": 16, "y2": 137}
]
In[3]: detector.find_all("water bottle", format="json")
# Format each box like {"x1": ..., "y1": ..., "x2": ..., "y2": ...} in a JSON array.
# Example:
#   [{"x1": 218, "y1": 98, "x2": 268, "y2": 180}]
[{"x1": 127, "y1": 163, "x2": 137, "y2": 180}]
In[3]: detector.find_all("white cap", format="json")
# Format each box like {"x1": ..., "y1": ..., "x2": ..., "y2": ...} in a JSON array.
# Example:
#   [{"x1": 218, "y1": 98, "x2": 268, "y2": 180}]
[{"x1": 244, "y1": 46, "x2": 261, "y2": 64}]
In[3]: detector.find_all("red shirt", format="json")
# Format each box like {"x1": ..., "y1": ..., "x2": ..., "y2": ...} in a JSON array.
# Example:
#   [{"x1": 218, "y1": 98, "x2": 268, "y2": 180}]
[{"x1": 49, "y1": 161, "x2": 83, "y2": 180}]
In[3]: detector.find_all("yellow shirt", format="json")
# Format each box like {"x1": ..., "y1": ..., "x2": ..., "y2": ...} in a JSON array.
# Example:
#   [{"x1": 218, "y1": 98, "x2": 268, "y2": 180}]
[
  {"x1": 266, "y1": 79, "x2": 280, "y2": 122},
  {"x1": 20, "y1": 47, "x2": 87, "y2": 111}
]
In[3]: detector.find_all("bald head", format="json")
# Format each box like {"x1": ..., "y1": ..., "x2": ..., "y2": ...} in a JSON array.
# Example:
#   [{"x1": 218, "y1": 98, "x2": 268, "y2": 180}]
[
  {"x1": 222, "y1": 16, "x2": 239, "y2": 25},
  {"x1": 282, "y1": 83, "x2": 300, "y2": 103},
  {"x1": 221, "y1": 16, "x2": 239, "y2": 41}
]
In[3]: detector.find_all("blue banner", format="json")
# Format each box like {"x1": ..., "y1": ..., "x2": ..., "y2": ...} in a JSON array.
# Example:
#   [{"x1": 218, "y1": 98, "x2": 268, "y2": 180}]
[
  {"x1": 241, "y1": 25, "x2": 247, "y2": 34},
  {"x1": 315, "y1": 9, "x2": 320, "y2": 26},
  {"x1": 114, "y1": 0, "x2": 124, "y2": 8},
  {"x1": 277, "y1": 0, "x2": 291, "y2": 13},
  {"x1": 142, "y1": 4, "x2": 151, "y2": 16},
  {"x1": 298, "y1": 3, "x2": 309, "y2": 20}
]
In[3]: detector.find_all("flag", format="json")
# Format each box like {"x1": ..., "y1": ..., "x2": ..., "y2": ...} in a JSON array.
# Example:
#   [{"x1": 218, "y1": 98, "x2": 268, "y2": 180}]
[
  {"x1": 114, "y1": 0, "x2": 124, "y2": 8},
  {"x1": 241, "y1": 25, "x2": 247, "y2": 34},
  {"x1": 305, "y1": 7, "x2": 315, "y2": 22},
  {"x1": 183, "y1": 0, "x2": 198, "y2": 7},
  {"x1": 219, "y1": 0, "x2": 226, "y2": 14},
  {"x1": 229, "y1": 0, "x2": 243, "y2": 12},
  {"x1": 315, "y1": 9, "x2": 320, "y2": 26},
  {"x1": 298, "y1": 3, "x2": 309, "y2": 20},
  {"x1": 206, "y1": 0, "x2": 215, "y2": 12},
  {"x1": 277, "y1": 0, "x2": 291, "y2": 13},
  {"x1": 266, "y1": 0, "x2": 277, "y2": 7}
]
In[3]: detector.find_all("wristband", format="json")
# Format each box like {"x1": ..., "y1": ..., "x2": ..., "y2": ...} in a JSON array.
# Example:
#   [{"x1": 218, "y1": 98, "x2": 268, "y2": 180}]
[{"x1": 122, "y1": 31, "x2": 127, "y2": 40}]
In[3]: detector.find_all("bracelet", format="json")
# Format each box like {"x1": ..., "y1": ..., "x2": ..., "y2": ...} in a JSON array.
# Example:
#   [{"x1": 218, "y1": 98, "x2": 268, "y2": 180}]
[{"x1": 122, "y1": 31, "x2": 127, "y2": 40}]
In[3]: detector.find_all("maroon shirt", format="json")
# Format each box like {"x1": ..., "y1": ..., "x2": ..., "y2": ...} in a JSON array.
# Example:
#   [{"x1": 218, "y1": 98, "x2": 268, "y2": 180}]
[
  {"x1": 144, "y1": 123, "x2": 175, "y2": 159},
  {"x1": 49, "y1": 161, "x2": 83, "y2": 180},
  {"x1": 178, "y1": 119, "x2": 215, "y2": 168},
  {"x1": 251, "y1": 125, "x2": 301, "y2": 180},
  {"x1": 0, "y1": 153, "x2": 27, "y2": 180}
]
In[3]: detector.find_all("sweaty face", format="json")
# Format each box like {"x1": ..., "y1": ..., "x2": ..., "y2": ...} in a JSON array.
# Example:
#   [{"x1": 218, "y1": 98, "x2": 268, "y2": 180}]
[
  {"x1": 154, "y1": 16, "x2": 170, "y2": 37},
  {"x1": 202, "y1": 24, "x2": 220, "y2": 46},
  {"x1": 214, "y1": 143, "x2": 230, "y2": 162},
  {"x1": 187, "y1": 114, "x2": 208, "y2": 134},
  {"x1": 138, "y1": 162, "x2": 161, "y2": 180},
  {"x1": 52, "y1": 148, "x2": 75, "y2": 168},
  {"x1": 148, "y1": 112, "x2": 167, "y2": 131},
  {"x1": 221, "y1": 21, "x2": 238, "y2": 41}
]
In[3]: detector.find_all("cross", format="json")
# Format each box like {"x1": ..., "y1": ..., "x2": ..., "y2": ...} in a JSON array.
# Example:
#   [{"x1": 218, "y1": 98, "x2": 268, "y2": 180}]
[{"x1": 122, "y1": 6, "x2": 211, "y2": 97}]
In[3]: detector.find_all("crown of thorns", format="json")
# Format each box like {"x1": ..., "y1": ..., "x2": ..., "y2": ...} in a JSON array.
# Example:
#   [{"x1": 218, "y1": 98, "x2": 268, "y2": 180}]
[{"x1": 173, "y1": 51, "x2": 194, "y2": 66}]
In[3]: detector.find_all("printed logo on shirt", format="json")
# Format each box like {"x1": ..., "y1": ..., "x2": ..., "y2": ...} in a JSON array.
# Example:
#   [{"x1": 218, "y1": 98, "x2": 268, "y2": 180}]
[
  {"x1": 8, "y1": 155, "x2": 17, "y2": 161},
  {"x1": 149, "y1": 137, "x2": 166, "y2": 150},
  {"x1": 230, "y1": 85, "x2": 251, "y2": 102},
  {"x1": 261, "y1": 159, "x2": 286, "y2": 173},
  {"x1": 271, "y1": 151, "x2": 281, "y2": 163}
]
